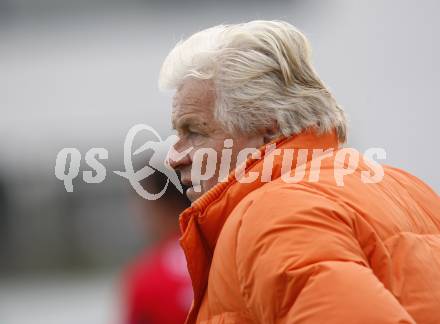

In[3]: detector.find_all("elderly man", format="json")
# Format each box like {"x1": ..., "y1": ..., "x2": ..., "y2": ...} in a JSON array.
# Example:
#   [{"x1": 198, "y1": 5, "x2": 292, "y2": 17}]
[{"x1": 160, "y1": 20, "x2": 440, "y2": 323}]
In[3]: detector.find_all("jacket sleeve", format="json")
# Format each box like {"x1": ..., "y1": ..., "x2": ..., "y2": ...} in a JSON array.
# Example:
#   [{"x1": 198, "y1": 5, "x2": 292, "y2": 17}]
[{"x1": 235, "y1": 187, "x2": 415, "y2": 324}]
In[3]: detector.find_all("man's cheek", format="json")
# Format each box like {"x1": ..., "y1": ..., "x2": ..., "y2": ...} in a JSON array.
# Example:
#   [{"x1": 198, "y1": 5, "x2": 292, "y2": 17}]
[
  {"x1": 191, "y1": 147, "x2": 218, "y2": 189},
  {"x1": 201, "y1": 177, "x2": 218, "y2": 194}
]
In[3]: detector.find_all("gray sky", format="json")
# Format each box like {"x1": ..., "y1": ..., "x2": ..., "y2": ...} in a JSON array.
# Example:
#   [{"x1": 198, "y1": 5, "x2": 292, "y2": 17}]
[{"x1": 1, "y1": 0, "x2": 439, "y2": 191}]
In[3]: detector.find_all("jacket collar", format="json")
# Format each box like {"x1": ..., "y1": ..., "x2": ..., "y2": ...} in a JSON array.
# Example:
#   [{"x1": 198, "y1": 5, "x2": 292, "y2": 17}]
[{"x1": 179, "y1": 129, "x2": 339, "y2": 323}]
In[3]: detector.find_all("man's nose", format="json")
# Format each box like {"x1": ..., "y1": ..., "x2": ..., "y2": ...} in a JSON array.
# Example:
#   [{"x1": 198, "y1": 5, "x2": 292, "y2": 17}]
[{"x1": 167, "y1": 141, "x2": 192, "y2": 170}]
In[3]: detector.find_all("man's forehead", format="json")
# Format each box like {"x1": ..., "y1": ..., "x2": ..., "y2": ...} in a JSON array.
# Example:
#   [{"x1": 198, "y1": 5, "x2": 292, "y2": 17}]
[
  {"x1": 172, "y1": 79, "x2": 215, "y2": 125},
  {"x1": 173, "y1": 79, "x2": 214, "y2": 107}
]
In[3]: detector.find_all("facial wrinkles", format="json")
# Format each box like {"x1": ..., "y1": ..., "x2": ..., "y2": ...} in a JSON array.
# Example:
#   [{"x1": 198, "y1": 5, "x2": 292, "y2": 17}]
[
  {"x1": 172, "y1": 88, "x2": 225, "y2": 148},
  {"x1": 171, "y1": 79, "x2": 245, "y2": 201}
]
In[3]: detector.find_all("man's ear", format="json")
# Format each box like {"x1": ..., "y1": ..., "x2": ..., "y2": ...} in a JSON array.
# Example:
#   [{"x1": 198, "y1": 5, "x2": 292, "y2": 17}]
[{"x1": 263, "y1": 120, "x2": 280, "y2": 143}]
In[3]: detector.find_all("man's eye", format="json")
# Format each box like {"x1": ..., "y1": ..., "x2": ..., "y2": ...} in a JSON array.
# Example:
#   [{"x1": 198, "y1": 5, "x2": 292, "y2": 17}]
[{"x1": 187, "y1": 129, "x2": 201, "y2": 137}]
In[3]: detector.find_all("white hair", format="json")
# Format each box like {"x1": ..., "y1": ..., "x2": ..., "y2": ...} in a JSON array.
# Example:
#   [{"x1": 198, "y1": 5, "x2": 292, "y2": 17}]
[{"x1": 159, "y1": 20, "x2": 347, "y2": 142}]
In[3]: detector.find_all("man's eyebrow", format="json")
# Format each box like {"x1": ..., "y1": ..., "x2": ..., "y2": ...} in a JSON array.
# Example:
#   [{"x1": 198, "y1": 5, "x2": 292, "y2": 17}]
[{"x1": 172, "y1": 115, "x2": 205, "y2": 131}]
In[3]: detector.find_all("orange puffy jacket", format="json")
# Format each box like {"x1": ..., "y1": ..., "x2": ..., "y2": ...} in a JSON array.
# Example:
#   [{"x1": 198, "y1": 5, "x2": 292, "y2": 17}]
[{"x1": 178, "y1": 130, "x2": 440, "y2": 324}]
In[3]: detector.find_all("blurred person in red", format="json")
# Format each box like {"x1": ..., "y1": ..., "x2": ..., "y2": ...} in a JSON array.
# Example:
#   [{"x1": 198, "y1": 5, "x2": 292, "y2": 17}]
[{"x1": 122, "y1": 170, "x2": 192, "y2": 324}]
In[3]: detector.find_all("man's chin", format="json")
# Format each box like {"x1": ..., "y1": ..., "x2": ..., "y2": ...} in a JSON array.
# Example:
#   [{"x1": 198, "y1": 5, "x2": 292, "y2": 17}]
[{"x1": 185, "y1": 186, "x2": 202, "y2": 202}]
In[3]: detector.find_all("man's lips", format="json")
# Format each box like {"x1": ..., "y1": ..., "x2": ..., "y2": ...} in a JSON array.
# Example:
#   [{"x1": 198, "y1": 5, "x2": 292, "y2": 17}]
[{"x1": 180, "y1": 178, "x2": 193, "y2": 187}]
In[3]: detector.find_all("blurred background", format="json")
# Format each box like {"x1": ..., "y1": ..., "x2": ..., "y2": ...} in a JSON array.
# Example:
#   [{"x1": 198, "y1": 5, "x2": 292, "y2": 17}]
[{"x1": 1, "y1": 0, "x2": 439, "y2": 323}]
